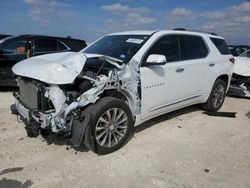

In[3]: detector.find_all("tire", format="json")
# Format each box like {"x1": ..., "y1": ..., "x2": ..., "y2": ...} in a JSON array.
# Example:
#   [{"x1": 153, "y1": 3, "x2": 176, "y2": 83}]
[
  {"x1": 84, "y1": 97, "x2": 134, "y2": 155},
  {"x1": 201, "y1": 79, "x2": 227, "y2": 112},
  {"x1": 25, "y1": 120, "x2": 40, "y2": 137}
]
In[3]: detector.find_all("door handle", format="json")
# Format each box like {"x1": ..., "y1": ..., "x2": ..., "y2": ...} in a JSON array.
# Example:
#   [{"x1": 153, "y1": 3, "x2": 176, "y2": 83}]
[
  {"x1": 176, "y1": 67, "x2": 184, "y2": 73},
  {"x1": 209, "y1": 63, "x2": 215, "y2": 67}
]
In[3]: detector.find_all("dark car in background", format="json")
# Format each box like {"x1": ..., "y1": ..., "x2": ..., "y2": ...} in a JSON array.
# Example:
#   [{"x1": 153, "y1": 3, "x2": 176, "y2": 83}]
[
  {"x1": 228, "y1": 45, "x2": 250, "y2": 56},
  {"x1": 0, "y1": 34, "x2": 12, "y2": 40},
  {"x1": 0, "y1": 35, "x2": 87, "y2": 86}
]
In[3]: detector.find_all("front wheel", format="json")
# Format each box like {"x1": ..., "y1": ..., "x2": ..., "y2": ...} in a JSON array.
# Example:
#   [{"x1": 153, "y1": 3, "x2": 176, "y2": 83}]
[
  {"x1": 84, "y1": 97, "x2": 134, "y2": 155},
  {"x1": 201, "y1": 79, "x2": 227, "y2": 112}
]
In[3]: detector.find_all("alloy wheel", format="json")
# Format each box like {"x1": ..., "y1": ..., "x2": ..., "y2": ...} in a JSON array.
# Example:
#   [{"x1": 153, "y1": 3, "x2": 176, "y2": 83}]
[
  {"x1": 212, "y1": 84, "x2": 225, "y2": 109},
  {"x1": 95, "y1": 108, "x2": 128, "y2": 148}
]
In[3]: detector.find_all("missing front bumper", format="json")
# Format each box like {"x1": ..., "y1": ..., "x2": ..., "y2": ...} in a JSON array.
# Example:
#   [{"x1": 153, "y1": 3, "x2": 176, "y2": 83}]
[{"x1": 11, "y1": 97, "x2": 90, "y2": 148}]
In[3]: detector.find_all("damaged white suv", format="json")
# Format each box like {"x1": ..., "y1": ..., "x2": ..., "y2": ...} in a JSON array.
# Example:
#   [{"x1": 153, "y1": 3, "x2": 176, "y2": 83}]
[{"x1": 11, "y1": 30, "x2": 234, "y2": 154}]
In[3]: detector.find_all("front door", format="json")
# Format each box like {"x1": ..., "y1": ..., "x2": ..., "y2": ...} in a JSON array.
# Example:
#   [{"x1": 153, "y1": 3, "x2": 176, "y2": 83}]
[{"x1": 140, "y1": 35, "x2": 186, "y2": 117}]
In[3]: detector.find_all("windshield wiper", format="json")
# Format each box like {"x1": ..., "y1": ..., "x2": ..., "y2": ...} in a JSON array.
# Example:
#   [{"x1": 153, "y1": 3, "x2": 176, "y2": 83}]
[
  {"x1": 98, "y1": 55, "x2": 125, "y2": 69},
  {"x1": 83, "y1": 53, "x2": 125, "y2": 69}
]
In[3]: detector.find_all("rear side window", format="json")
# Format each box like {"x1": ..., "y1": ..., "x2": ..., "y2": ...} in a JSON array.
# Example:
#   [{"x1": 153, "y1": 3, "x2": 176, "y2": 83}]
[
  {"x1": 210, "y1": 38, "x2": 231, "y2": 55},
  {"x1": 57, "y1": 41, "x2": 68, "y2": 51},
  {"x1": 35, "y1": 39, "x2": 58, "y2": 53},
  {"x1": 179, "y1": 35, "x2": 208, "y2": 60}
]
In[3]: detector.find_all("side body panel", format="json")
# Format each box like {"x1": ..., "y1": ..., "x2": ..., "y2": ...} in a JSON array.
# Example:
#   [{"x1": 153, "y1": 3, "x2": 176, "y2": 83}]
[{"x1": 131, "y1": 31, "x2": 233, "y2": 125}]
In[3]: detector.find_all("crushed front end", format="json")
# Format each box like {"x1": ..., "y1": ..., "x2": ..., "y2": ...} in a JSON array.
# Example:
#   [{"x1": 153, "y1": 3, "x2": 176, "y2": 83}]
[
  {"x1": 228, "y1": 74, "x2": 250, "y2": 98},
  {"x1": 11, "y1": 52, "x2": 141, "y2": 150},
  {"x1": 11, "y1": 75, "x2": 100, "y2": 146},
  {"x1": 228, "y1": 56, "x2": 250, "y2": 98}
]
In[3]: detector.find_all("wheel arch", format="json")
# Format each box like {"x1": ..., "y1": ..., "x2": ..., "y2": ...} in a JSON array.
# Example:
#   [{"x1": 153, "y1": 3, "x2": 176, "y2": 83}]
[
  {"x1": 100, "y1": 89, "x2": 128, "y2": 103},
  {"x1": 216, "y1": 74, "x2": 230, "y2": 90},
  {"x1": 100, "y1": 89, "x2": 137, "y2": 116}
]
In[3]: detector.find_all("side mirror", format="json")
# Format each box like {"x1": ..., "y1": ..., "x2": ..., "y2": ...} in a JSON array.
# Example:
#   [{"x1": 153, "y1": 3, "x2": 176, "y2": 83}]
[
  {"x1": 0, "y1": 50, "x2": 4, "y2": 55},
  {"x1": 146, "y1": 54, "x2": 167, "y2": 65}
]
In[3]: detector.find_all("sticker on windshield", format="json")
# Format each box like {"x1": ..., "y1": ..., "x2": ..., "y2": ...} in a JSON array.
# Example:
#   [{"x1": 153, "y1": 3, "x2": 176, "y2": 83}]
[
  {"x1": 126, "y1": 38, "x2": 144, "y2": 44},
  {"x1": 120, "y1": 54, "x2": 126, "y2": 59}
]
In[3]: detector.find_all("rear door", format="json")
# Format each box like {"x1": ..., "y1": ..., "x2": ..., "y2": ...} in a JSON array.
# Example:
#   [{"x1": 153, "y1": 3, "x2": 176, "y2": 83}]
[
  {"x1": 0, "y1": 36, "x2": 29, "y2": 85},
  {"x1": 177, "y1": 34, "x2": 211, "y2": 98}
]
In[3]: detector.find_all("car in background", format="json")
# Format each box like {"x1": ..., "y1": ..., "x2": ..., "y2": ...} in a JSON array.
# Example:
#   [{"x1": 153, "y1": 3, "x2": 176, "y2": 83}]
[
  {"x1": 239, "y1": 50, "x2": 250, "y2": 58},
  {"x1": 228, "y1": 45, "x2": 250, "y2": 56},
  {"x1": 228, "y1": 49, "x2": 250, "y2": 97},
  {"x1": 0, "y1": 34, "x2": 12, "y2": 40},
  {"x1": 0, "y1": 35, "x2": 87, "y2": 86}
]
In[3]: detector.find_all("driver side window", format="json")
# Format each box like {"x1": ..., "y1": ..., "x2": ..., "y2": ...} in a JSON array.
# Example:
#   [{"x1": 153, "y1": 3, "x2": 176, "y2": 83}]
[{"x1": 144, "y1": 35, "x2": 180, "y2": 63}]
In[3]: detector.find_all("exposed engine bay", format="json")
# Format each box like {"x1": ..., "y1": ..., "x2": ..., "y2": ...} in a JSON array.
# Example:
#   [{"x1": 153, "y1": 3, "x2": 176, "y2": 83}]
[{"x1": 11, "y1": 52, "x2": 141, "y2": 149}]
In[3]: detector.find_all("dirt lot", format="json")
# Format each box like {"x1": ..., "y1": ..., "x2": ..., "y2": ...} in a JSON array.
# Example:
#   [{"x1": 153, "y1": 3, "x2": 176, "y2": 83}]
[{"x1": 0, "y1": 90, "x2": 249, "y2": 188}]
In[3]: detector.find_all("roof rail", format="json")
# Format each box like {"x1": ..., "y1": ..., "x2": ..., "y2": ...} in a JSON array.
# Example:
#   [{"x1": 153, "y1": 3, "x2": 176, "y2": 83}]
[
  {"x1": 173, "y1": 28, "x2": 217, "y2": 36},
  {"x1": 173, "y1": 28, "x2": 186, "y2": 31}
]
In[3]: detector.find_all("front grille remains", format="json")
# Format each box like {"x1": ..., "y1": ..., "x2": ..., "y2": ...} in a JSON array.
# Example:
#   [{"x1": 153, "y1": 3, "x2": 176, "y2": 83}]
[
  {"x1": 19, "y1": 78, "x2": 39, "y2": 110},
  {"x1": 18, "y1": 78, "x2": 55, "y2": 112}
]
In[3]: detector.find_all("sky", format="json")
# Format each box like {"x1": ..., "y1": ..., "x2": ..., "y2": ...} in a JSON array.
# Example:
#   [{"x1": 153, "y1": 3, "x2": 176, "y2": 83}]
[{"x1": 0, "y1": 0, "x2": 250, "y2": 44}]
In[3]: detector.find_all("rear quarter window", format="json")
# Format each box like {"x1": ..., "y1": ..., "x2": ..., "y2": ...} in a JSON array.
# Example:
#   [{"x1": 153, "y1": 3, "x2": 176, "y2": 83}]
[
  {"x1": 35, "y1": 39, "x2": 58, "y2": 53},
  {"x1": 57, "y1": 41, "x2": 68, "y2": 51},
  {"x1": 210, "y1": 38, "x2": 231, "y2": 55}
]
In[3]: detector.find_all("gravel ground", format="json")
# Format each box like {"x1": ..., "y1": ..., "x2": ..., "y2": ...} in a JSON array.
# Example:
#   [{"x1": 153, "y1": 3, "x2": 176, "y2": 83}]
[{"x1": 0, "y1": 90, "x2": 249, "y2": 188}]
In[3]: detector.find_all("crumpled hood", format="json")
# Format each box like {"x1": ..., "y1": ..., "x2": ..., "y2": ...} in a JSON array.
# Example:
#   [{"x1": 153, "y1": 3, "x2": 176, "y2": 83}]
[
  {"x1": 12, "y1": 52, "x2": 87, "y2": 84},
  {"x1": 233, "y1": 57, "x2": 250, "y2": 77},
  {"x1": 13, "y1": 52, "x2": 125, "y2": 84}
]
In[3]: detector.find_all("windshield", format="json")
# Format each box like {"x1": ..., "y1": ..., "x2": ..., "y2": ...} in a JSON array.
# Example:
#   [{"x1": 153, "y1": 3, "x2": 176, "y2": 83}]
[
  {"x1": 0, "y1": 36, "x2": 15, "y2": 44},
  {"x1": 83, "y1": 35, "x2": 150, "y2": 64}
]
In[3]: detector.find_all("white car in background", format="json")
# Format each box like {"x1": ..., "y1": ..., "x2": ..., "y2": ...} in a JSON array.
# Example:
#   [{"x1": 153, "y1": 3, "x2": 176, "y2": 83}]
[
  {"x1": 239, "y1": 50, "x2": 250, "y2": 58},
  {"x1": 11, "y1": 29, "x2": 234, "y2": 154},
  {"x1": 228, "y1": 50, "x2": 250, "y2": 97}
]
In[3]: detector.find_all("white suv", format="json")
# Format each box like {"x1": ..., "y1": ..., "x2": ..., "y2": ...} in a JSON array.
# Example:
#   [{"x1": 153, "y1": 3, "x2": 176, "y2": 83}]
[{"x1": 11, "y1": 30, "x2": 234, "y2": 154}]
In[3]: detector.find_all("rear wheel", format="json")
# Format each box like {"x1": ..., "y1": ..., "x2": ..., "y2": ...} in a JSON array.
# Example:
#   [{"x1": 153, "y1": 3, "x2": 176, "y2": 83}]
[
  {"x1": 84, "y1": 97, "x2": 134, "y2": 155},
  {"x1": 201, "y1": 79, "x2": 226, "y2": 112}
]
